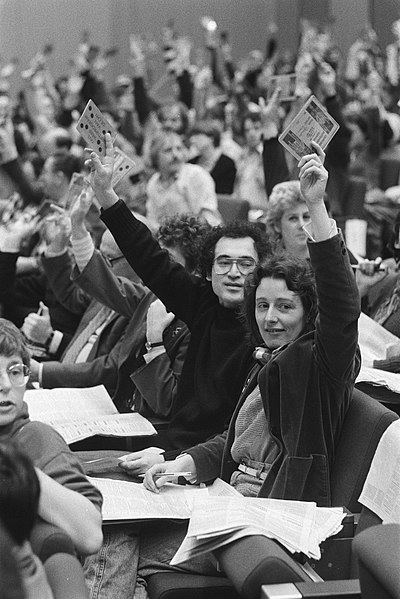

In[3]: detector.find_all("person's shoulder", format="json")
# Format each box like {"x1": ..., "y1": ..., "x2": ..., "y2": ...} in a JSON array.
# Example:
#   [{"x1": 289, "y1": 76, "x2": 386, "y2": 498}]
[{"x1": 18, "y1": 420, "x2": 68, "y2": 455}]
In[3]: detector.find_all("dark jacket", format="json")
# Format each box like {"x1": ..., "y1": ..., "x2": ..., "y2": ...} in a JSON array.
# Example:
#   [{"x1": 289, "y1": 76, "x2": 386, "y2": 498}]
[{"x1": 187, "y1": 233, "x2": 361, "y2": 506}]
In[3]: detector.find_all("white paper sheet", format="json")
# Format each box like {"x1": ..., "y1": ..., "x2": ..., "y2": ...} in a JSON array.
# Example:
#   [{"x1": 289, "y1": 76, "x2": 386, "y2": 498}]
[
  {"x1": 358, "y1": 312, "x2": 400, "y2": 367},
  {"x1": 359, "y1": 420, "x2": 400, "y2": 524},
  {"x1": 24, "y1": 385, "x2": 157, "y2": 443}
]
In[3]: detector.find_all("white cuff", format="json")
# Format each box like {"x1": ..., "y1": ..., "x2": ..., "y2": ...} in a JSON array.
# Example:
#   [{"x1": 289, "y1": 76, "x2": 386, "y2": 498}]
[
  {"x1": 44, "y1": 248, "x2": 69, "y2": 258},
  {"x1": 38, "y1": 363, "x2": 43, "y2": 388},
  {"x1": 48, "y1": 330, "x2": 63, "y2": 354},
  {"x1": 143, "y1": 346, "x2": 166, "y2": 364},
  {"x1": 71, "y1": 232, "x2": 95, "y2": 272},
  {"x1": 303, "y1": 218, "x2": 337, "y2": 242}
]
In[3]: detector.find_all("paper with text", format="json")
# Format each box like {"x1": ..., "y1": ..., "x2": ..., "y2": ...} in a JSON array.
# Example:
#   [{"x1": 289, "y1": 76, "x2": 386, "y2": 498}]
[
  {"x1": 25, "y1": 385, "x2": 156, "y2": 444},
  {"x1": 278, "y1": 95, "x2": 339, "y2": 161},
  {"x1": 359, "y1": 419, "x2": 400, "y2": 524}
]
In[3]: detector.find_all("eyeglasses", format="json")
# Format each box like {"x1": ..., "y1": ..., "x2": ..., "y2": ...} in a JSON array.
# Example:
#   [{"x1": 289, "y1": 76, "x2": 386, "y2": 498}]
[
  {"x1": 1, "y1": 363, "x2": 30, "y2": 387},
  {"x1": 213, "y1": 257, "x2": 257, "y2": 276}
]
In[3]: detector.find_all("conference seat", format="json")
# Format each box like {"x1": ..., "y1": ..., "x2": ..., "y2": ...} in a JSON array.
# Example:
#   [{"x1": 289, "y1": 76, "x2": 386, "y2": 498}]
[{"x1": 146, "y1": 388, "x2": 398, "y2": 599}]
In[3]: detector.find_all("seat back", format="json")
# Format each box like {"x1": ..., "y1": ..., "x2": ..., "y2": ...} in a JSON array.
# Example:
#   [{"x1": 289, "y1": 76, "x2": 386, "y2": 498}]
[
  {"x1": 330, "y1": 388, "x2": 398, "y2": 512},
  {"x1": 353, "y1": 524, "x2": 400, "y2": 599}
]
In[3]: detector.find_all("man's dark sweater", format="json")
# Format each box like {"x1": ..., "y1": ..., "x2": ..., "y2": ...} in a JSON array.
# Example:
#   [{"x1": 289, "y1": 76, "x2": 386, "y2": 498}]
[{"x1": 101, "y1": 202, "x2": 255, "y2": 452}]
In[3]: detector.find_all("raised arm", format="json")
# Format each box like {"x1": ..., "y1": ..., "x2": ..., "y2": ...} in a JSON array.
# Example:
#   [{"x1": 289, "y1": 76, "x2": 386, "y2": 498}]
[
  {"x1": 299, "y1": 142, "x2": 360, "y2": 381},
  {"x1": 84, "y1": 134, "x2": 205, "y2": 325}
]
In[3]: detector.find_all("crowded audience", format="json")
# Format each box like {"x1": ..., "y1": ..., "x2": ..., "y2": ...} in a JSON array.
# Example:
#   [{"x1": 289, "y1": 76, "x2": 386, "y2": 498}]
[{"x1": 1, "y1": 11, "x2": 400, "y2": 599}]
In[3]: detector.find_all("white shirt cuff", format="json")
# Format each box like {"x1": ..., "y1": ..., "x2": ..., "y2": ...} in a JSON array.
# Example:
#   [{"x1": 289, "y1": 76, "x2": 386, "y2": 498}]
[
  {"x1": 303, "y1": 218, "x2": 338, "y2": 242},
  {"x1": 143, "y1": 346, "x2": 166, "y2": 364},
  {"x1": 38, "y1": 363, "x2": 43, "y2": 387},
  {"x1": 48, "y1": 330, "x2": 63, "y2": 354},
  {"x1": 71, "y1": 232, "x2": 95, "y2": 272}
]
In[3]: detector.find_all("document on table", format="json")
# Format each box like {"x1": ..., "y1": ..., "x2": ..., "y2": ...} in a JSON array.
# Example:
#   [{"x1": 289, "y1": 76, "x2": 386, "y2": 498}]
[
  {"x1": 25, "y1": 385, "x2": 156, "y2": 444},
  {"x1": 170, "y1": 496, "x2": 346, "y2": 565},
  {"x1": 89, "y1": 477, "x2": 232, "y2": 523},
  {"x1": 359, "y1": 419, "x2": 400, "y2": 524}
]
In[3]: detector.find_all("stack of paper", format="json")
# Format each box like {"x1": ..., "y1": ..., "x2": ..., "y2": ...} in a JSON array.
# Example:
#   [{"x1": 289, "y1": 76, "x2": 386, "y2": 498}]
[
  {"x1": 25, "y1": 385, "x2": 157, "y2": 444},
  {"x1": 359, "y1": 420, "x2": 400, "y2": 524},
  {"x1": 171, "y1": 496, "x2": 345, "y2": 565},
  {"x1": 88, "y1": 477, "x2": 237, "y2": 523}
]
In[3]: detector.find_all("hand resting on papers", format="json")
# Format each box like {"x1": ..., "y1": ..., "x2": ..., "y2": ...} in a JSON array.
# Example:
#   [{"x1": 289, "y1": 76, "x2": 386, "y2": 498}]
[{"x1": 144, "y1": 455, "x2": 197, "y2": 493}]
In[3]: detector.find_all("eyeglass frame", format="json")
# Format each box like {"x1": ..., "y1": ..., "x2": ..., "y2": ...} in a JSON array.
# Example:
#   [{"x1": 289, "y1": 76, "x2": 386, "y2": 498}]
[
  {"x1": 1, "y1": 363, "x2": 30, "y2": 388},
  {"x1": 212, "y1": 256, "x2": 257, "y2": 276}
]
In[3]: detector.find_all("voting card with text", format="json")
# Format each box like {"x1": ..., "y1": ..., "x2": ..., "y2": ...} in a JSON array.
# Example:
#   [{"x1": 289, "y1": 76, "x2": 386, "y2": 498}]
[
  {"x1": 76, "y1": 99, "x2": 117, "y2": 156},
  {"x1": 278, "y1": 95, "x2": 339, "y2": 161}
]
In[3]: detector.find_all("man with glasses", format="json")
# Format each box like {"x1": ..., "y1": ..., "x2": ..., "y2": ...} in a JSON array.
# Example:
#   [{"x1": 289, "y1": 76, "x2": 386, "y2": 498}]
[{"x1": 86, "y1": 133, "x2": 271, "y2": 460}]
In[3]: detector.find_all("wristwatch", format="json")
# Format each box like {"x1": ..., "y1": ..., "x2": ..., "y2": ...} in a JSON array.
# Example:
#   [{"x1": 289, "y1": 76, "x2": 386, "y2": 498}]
[{"x1": 145, "y1": 341, "x2": 164, "y2": 352}]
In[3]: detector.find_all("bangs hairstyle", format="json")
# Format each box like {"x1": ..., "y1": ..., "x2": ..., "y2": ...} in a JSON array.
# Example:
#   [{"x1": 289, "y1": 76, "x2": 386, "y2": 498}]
[
  {"x1": 0, "y1": 443, "x2": 40, "y2": 545},
  {"x1": 0, "y1": 319, "x2": 30, "y2": 367},
  {"x1": 242, "y1": 251, "x2": 317, "y2": 347},
  {"x1": 199, "y1": 221, "x2": 271, "y2": 279},
  {"x1": 265, "y1": 181, "x2": 304, "y2": 241}
]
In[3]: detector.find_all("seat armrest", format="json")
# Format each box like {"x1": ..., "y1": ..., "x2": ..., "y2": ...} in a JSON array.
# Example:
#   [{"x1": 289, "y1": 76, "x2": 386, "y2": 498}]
[{"x1": 261, "y1": 579, "x2": 361, "y2": 598}]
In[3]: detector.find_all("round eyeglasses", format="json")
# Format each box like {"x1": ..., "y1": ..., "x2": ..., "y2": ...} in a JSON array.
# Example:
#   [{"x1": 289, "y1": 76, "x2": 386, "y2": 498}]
[
  {"x1": 213, "y1": 257, "x2": 257, "y2": 276},
  {"x1": 1, "y1": 363, "x2": 30, "y2": 387}
]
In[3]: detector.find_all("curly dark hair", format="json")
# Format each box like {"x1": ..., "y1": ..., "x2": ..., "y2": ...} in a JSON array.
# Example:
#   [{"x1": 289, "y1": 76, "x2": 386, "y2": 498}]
[
  {"x1": 0, "y1": 319, "x2": 30, "y2": 367},
  {"x1": 157, "y1": 214, "x2": 213, "y2": 274},
  {"x1": 199, "y1": 221, "x2": 271, "y2": 279},
  {"x1": 242, "y1": 251, "x2": 317, "y2": 347}
]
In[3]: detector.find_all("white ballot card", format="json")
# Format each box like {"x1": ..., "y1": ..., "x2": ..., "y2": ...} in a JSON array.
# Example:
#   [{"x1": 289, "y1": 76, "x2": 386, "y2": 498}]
[
  {"x1": 267, "y1": 74, "x2": 297, "y2": 102},
  {"x1": 111, "y1": 147, "x2": 137, "y2": 188},
  {"x1": 278, "y1": 94, "x2": 339, "y2": 161},
  {"x1": 76, "y1": 99, "x2": 117, "y2": 156}
]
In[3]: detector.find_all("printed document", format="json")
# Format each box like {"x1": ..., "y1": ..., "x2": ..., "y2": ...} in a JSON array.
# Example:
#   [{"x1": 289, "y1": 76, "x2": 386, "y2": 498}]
[
  {"x1": 359, "y1": 420, "x2": 400, "y2": 524},
  {"x1": 25, "y1": 385, "x2": 156, "y2": 444}
]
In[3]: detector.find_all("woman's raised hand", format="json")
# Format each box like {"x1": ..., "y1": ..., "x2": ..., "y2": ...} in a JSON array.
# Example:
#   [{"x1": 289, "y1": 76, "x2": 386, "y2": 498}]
[{"x1": 298, "y1": 141, "x2": 328, "y2": 206}]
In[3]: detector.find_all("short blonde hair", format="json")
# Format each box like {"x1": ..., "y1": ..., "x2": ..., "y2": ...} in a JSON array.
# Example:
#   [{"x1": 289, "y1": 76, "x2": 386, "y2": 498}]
[{"x1": 265, "y1": 181, "x2": 304, "y2": 242}]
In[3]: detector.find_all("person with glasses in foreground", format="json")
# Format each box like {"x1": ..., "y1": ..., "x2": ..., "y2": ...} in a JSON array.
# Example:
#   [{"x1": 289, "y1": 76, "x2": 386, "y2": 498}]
[
  {"x1": 0, "y1": 318, "x2": 103, "y2": 561},
  {"x1": 85, "y1": 133, "x2": 271, "y2": 465},
  {"x1": 132, "y1": 142, "x2": 360, "y2": 595}
]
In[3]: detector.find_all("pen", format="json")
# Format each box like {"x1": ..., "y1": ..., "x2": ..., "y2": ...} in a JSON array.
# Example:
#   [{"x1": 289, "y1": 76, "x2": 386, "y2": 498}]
[
  {"x1": 138, "y1": 472, "x2": 192, "y2": 479},
  {"x1": 351, "y1": 264, "x2": 386, "y2": 272}
]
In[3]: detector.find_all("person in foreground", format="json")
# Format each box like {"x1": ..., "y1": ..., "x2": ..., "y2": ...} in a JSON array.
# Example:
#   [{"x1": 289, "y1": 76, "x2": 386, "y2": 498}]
[
  {"x1": 133, "y1": 142, "x2": 361, "y2": 595},
  {"x1": 0, "y1": 318, "x2": 103, "y2": 559}
]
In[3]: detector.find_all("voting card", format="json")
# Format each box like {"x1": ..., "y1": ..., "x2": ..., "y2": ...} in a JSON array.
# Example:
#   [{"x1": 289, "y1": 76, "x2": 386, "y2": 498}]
[
  {"x1": 112, "y1": 147, "x2": 137, "y2": 188},
  {"x1": 267, "y1": 73, "x2": 297, "y2": 102},
  {"x1": 76, "y1": 99, "x2": 117, "y2": 156},
  {"x1": 278, "y1": 95, "x2": 339, "y2": 161}
]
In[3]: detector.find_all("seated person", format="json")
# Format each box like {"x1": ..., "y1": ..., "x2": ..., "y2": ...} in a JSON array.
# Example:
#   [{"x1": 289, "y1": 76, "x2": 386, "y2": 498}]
[
  {"x1": 0, "y1": 443, "x2": 53, "y2": 599},
  {"x1": 0, "y1": 318, "x2": 103, "y2": 558},
  {"x1": 133, "y1": 143, "x2": 360, "y2": 595},
  {"x1": 355, "y1": 210, "x2": 400, "y2": 339},
  {"x1": 265, "y1": 180, "x2": 311, "y2": 260},
  {"x1": 29, "y1": 208, "x2": 209, "y2": 426},
  {"x1": 188, "y1": 119, "x2": 236, "y2": 195},
  {"x1": 146, "y1": 129, "x2": 221, "y2": 227},
  {"x1": 85, "y1": 132, "x2": 271, "y2": 458}
]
